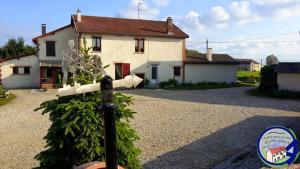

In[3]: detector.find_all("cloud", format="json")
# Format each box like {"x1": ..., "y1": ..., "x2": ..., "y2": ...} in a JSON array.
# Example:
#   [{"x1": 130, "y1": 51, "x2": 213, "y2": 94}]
[
  {"x1": 229, "y1": 1, "x2": 261, "y2": 25},
  {"x1": 153, "y1": 0, "x2": 170, "y2": 7},
  {"x1": 179, "y1": 11, "x2": 205, "y2": 34},
  {"x1": 208, "y1": 6, "x2": 230, "y2": 28},
  {"x1": 117, "y1": 0, "x2": 160, "y2": 20},
  {"x1": 252, "y1": 0, "x2": 299, "y2": 6}
]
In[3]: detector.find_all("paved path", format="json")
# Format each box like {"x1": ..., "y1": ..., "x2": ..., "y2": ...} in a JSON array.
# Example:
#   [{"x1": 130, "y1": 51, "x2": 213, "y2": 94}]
[{"x1": 0, "y1": 88, "x2": 299, "y2": 169}]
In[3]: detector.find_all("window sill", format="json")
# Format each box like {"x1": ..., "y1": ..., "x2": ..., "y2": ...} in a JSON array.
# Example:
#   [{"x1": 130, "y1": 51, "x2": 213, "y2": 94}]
[
  {"x1": 134, "y1": 52, "x2": 144, "y2": 54},
  {"x1": 91, "y1": 51, "x2": 101, "y2": 53},
  {"x1": 12, "y1": 74, "x2": 30, "y2": 76}
]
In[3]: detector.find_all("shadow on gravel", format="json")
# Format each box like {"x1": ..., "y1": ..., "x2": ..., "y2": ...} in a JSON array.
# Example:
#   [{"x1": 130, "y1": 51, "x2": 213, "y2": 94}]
[
  {"x1": 142, "y1": 115, "x2": 300, "y2": 169},
  {"x1": 121, "y1": 88, "x2": 300, "y2": 112}
]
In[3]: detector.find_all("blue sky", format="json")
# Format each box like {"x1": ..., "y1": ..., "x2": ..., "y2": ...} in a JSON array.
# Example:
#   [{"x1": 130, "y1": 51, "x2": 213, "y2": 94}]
[{"x1": 1, "y1": 0, "x2": 300, "y2": 62}]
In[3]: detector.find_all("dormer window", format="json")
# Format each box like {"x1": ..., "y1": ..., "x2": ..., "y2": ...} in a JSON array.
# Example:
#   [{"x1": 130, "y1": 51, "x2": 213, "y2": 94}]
[
  {"x1": 92, "y1": 37, "x2": 101, "y2": 52},
  {"x1": 135, "y1": 38, "x2": 144, "y2": 53}
]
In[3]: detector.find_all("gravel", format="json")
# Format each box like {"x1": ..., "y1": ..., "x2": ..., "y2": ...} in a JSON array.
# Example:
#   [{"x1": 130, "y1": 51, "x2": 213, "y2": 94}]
[{"x1": 0, "y1": 87, "x2": 299, "y2": 169}]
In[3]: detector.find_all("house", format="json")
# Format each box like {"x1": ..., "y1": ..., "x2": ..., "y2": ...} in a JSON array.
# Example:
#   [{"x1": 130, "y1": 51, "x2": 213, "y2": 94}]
[
  {"x1": 236, "y1": 59, "x2": 261, "y2": 71},
  {"x1": 0, "y1": 10, "x2": 239, "y2": 89},
  {"x1": 275, "y1": 62, "x2": 300, "y2": 92},
  {"x1": 184, "y1": 48, "x2": 239, "y2": 84},
  {"x1": 266, "y1": 146, "x2": 286, "y2": 163},
  {"x1": 0, "y1": 10, "x2": 188, "y2": 89},
  {"x1": 0, "y1": 54, "x2": 40, "y2": 89}
]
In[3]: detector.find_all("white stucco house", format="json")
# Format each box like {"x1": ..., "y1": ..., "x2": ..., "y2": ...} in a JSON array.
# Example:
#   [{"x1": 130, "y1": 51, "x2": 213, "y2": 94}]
[
  {"x1": 275, "y1": 62, "x2": 300, "y2": 92},
  {"x1": 266, "y1": 146, "x2": 286, "y2": 163},
  {"x1": 0, "y1": 10, "x2": 238, "y2": 89}
]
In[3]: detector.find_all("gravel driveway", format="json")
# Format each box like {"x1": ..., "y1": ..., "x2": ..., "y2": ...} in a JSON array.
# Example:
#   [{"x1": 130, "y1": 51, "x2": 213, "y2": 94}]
[{"x1": 0, "y1": 87, "x2": 299, "y2": 169}]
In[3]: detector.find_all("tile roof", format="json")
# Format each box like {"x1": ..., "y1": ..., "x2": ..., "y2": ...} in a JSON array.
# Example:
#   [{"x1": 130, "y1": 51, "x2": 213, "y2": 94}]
[
  {"x1": 275, "y1": 62, "x2": 300, "y2": 73},
  {"x1": 72, "y1": 15, "x2": 189, "y2": 38},
  {"x1": 0, "y1": 53, "x2": 36, "y2": 62},
  {"x1": 236, "y1": 58, "x2": 259, "y2": 64},
  {"x1": 185, "y1": 53, "x2": 239, "y2": 65},
  {"x1": 33, "y1": 25, "x2": 73, "y2": 43},
  {"x1": 269, "y1": 146, "x2": 285, "y2": 154}
]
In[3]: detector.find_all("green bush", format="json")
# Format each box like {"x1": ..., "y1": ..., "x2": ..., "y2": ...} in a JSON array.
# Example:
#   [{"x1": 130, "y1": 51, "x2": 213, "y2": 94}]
[
  {"x1": 0, "y1": 85, "x2": 6, "y2": 98},
  {"x1": 258, "y1": 65, "x2": 278, "y2": 93},
  {"x1": 159, "y1": 79, "x2": 178, "y2": 89},
  {"x1": 34, "y1": 92, "x2": 141, "y2": 169}
]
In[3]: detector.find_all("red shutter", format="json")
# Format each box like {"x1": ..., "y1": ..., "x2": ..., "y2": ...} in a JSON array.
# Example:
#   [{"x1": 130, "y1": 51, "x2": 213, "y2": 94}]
[{"x1": 122, "y1": 63, "x2": 130, "y2": 78}]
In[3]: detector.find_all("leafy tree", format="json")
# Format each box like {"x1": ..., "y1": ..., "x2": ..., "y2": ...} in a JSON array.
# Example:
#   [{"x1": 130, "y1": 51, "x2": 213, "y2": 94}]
[
  {"x1": 34, "y1": 41, "x2": 141, "y2": 169},
  {"x1": 186, "y1": 49, "x2": 201, "y2": 57},
  {"x1": 0, "y1": 37, "x2": 35, "y2": 58},
  {"x1": 266, "y1": 54, "x2": 279, "y2": 66}
]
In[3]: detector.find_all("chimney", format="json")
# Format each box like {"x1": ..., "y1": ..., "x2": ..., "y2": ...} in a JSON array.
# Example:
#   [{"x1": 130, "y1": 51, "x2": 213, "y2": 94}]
[
  {"x1": 76, "y1": 9, "x2": 81, "y2": 22},
  {"x1": 207, "y1": 48, "x2": 212, "y2": 61},
  {"x1": 167, "y1": 17, "x2": 173, "y2": 35},
  {"x1": 41, "y1": 24, "x2": 46, "y2": 35}
]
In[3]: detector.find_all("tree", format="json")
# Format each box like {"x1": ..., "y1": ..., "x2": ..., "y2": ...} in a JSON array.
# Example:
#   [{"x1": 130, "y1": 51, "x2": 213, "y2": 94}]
[
  {"x1": 186, "y1": 49, "x2": 201, "y2": 57},
  {"x1": 34, "y1": 40, "x2": 140, "y2": 169},
  {"x1": 266, "y1": 54, "x2": 279, "y2": 66},
  {"x1": 0, "y1": 37, "x2": 35, "y2": 58}
]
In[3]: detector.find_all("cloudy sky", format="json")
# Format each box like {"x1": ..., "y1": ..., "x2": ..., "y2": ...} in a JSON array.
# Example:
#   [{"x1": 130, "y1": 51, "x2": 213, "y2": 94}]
[{"x1": 1, "y1": 0, "x2": 300, "y2": 62}]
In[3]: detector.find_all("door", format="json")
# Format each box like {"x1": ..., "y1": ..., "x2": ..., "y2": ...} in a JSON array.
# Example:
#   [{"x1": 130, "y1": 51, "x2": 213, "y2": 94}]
[
  {"x1": 115, "y1": 63, "x2": 130, "y2": 80},
  {"x1": 150, "y1": 65, "x2": 158, "y2": 84}
]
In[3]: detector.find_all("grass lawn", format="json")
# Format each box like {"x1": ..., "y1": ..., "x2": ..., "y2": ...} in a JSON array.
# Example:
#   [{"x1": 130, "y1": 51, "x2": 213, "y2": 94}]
[
  {"x1": 0, "y1": 94, "x2": 16, "y2": 106},
  {"x1": 237, "y1": 71, "x2": 260, "y2": 78},
  {"x1": 163, "y1": 83, "x2": 255, "y2": 90}
]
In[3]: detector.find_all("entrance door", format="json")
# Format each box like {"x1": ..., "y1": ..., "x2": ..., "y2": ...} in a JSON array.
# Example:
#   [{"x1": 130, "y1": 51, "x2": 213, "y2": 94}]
[
  {"x1": 115, "y1": 63, "x2": 130, "y2": 80},
  {"x1": 150, "y1": 65, "x2": 158, "y2": 84}
]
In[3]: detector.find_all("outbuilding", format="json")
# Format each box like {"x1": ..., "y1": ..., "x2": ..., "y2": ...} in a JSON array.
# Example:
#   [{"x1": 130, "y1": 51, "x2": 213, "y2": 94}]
[
  {"x1": 0, "y1": 54, "x2": 40, "y2": 89},
  {"x1": 275, "y1": 62, "x2": 300, "y2": 92}
]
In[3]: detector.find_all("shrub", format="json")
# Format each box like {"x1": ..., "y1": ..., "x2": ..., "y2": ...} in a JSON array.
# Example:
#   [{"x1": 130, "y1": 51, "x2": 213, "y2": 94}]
[
  {"x1": 258, "y1": 65, "x2": 278, "y2": 93},
  {"x1": 0, "y1": 85, "x2": 6, "y2": 98},
  {"x1": 159, "y1": 79, "x2": 178, "y2": 89}
]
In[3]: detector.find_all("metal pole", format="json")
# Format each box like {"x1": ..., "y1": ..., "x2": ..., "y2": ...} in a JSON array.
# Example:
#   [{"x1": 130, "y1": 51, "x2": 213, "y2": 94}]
[{"x1": 100, "y1": 75, "x2": 118, "y2": 169}]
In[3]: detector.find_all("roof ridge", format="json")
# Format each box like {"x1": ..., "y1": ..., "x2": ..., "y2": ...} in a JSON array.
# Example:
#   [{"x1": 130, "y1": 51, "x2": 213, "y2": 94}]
[{"x1": 75, "y1": 14, "x2": 167, "y2": 23}]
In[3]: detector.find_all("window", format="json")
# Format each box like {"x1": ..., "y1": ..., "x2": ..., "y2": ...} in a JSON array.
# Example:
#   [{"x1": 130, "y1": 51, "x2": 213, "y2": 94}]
[
  {"x1": 13, "y1": 67, "x2": 19, "y2": 75},
  {"x1": 174, "y1": 67, "x2": 181, "y2": 76},
  {"x1": 46, "y1": 41, "x2": 56, "y2": 56},
  {"x1": 135, "y1": 39, "x2": 144, "y2": 53},
  {"x1": 24, "y1": 67, "x2": 30, "y2": 74},
  {"x1": 92, "y1": 37, "x2": 101, "y2": 51}
]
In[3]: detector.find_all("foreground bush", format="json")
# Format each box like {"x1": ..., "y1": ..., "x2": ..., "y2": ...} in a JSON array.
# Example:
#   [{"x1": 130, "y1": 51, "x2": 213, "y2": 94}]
[{"x1": 34, "y1": 92, "x2": 141, "y2": 169}]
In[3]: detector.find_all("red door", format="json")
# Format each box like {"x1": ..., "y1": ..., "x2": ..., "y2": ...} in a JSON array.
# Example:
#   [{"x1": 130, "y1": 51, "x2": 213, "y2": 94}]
[{"x1": 122, "y1": 63, "x2": 130, "y2": 78}]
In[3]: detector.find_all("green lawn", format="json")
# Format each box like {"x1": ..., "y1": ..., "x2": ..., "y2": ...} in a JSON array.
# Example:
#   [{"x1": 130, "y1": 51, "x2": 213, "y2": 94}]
[
  {"x1": 0, "y1": 94, "x2": 16, "y2": 106},
  {"x1": 163, "y1": 82, "x2": 255, "y2": 90},
  {"x1": 237, "y1": 71, "x2": 260, "y2": 78}
]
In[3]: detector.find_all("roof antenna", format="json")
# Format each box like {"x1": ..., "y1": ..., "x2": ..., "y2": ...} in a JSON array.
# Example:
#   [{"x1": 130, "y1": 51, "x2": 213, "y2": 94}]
[{"x1": 138, "y1": 0, "x2": 145, "y2": 19}]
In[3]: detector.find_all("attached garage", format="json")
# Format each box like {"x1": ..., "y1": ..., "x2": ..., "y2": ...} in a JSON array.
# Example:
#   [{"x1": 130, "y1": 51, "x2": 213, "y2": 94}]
[
  {"x1": 184, "y1": 49, "x2": 238, "y2": 84},
  {"x1": 0, "y1": 54, "x2": 40, "y2": 89}
]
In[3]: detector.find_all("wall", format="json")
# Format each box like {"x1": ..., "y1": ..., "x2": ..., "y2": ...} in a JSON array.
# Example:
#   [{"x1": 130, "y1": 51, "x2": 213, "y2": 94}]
[
  {"x1": 185, "y1": 64, "x2": 237, "y2": 84},
  {"x1": 277, "y1": 73, "x2": 300, "y2": 92},
  {"x1": 80, "y1": 34, "x2": 184, "y2": 83},
  {"x1": 38, "y1": 26, "x2": 77, "y2": 61},
  {"x1": 1, "y1": 55, "x2": 40, "y2": 89}
]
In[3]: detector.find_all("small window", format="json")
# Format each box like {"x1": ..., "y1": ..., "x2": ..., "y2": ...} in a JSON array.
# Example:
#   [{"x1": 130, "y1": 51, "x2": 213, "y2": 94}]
[
  {"x1": 174, "y1": 67, "x2": 181, "y2": 76},
  {"x1": 92, "y1": 37, "x2": 101, "y2": 51},
  {"x1": 135, "y1": 39, "x2": 144, "y2": 53},
  {"x1": 13, "y1": 67, "x2": 19, "y2": 75},
  {"x1": 46, "y1": 41, "x2": 56, "y2": 56},
  {"x1": 24, "y1": 67, "x2": 30, "y2": 74}
]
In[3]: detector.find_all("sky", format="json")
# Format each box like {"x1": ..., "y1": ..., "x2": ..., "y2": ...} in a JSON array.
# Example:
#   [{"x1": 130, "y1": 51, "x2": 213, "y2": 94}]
[{"x1": 1, "y1": 0, "x2": 300, "y2": 62}]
